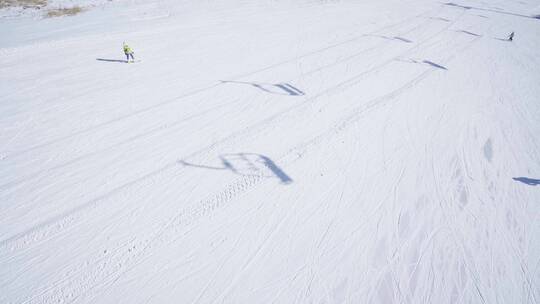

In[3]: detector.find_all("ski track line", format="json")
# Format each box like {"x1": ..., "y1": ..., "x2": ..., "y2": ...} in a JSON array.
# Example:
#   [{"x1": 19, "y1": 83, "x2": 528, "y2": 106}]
[
  {"x1": 3, "y1": 5, "x2": 441, "y2": 159},
  {"x1": 0, "y1": 97, "x2": 244, "y2": 190},
  {"x1": 210, "y1": 206, "x2": 292, "y2": 304},
  {"x1": 19, "y1": 172, "x2": 269, "y2": 304},
  {"x1": 224, "y1": 4, "x2": 443, "y2": 82},
  {"x1": 0, "y1": 5, "x2": 448, "y2": 190},
  {"x1": 279, "y1": 6, "x2": 447, "y2": 85},
  {"x1": 3, "y1": 82, "x2": 222, "y2": 158},
  {"x1": 26, "y1": 31, "x2": 482, "y2": 304},
  {"x1": 428, "y1": 116, "x2": 491, "y2": 304},
  {"x1": 0, "y1": 4, "x2": 469, "y2": 255},
  {"x1": 1, "y1": 114, "x2": 34, "y2": 148}
]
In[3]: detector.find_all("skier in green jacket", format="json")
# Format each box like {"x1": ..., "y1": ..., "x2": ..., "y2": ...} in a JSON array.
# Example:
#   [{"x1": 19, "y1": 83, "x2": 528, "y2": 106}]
[{"x1": 123, "y1": 42, "x2": 135, "y2": 63}]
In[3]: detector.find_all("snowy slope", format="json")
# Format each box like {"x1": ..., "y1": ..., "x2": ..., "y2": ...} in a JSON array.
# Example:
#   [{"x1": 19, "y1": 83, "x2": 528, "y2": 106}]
[{"x1": 1, "y1": 0, "x2": 539, "y2": 303}]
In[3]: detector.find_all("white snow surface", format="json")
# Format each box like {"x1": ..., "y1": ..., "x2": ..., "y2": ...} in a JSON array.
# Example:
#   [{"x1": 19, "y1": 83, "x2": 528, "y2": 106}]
[{"x1": 1, "y1": 0, "x2": 540, "y2": 303}]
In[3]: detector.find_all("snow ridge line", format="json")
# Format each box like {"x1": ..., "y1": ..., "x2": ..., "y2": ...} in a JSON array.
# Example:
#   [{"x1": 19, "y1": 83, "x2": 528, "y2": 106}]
[{"x1": 0, "y1": 5, "x2": 467, "y2": 254}]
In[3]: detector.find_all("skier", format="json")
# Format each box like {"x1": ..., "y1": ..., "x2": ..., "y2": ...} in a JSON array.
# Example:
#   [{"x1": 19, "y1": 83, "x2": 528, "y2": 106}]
[
  {"x1": 508, "y1": 32, "x2": 515, "y2": 41},
  {"x1": 123, "y1": 42, "x2": 135, "y2": 63}
]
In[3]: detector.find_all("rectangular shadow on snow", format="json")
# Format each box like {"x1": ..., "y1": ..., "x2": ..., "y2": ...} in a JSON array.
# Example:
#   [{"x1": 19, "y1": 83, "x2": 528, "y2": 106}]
[
  {"x1": 222, "y1": 80, "x2": 305, "y2": 96},
  {"x1": 274, "y1": 83, "x2": 305, "y2": 96},
  {"x1": 259, "y1": 155, "x2": 293, "y2": 184},
  {"x1": 179, "y1": 153, "x2": 293, "y2": 185}
]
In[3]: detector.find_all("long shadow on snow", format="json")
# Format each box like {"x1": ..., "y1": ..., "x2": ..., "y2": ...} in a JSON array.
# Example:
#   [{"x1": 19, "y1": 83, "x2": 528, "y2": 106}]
[
  {"x1": 180, "y1": 153, "x2": 293, "y2": 185},
  {"x1": 444, "y1": 2, "x2": 540, "y2": 20},
  {"x1": 96, "y1": 58, "x2": 128, "y2": 63},
  {"x1": 456, "y1": 30, "x2": 481, "y2": 37},
  {"x1": 221, "y1": 80, "x2": 305, "y2": 96},
  {"x1": 396, "y1": 59, "x2": 448, "y2": 70},
  {"x1": 422, "y1": 60, "x2": 448, "y2": 70},
  {"x1": 513, "y1": 177, "x2": 540, "y2": 186},
  {"x1": 365, "y1": 34, "x2": 413, "y2": 43},
  {"x1": 429, "y1": 17, "x2": 451, "y2": 22}
]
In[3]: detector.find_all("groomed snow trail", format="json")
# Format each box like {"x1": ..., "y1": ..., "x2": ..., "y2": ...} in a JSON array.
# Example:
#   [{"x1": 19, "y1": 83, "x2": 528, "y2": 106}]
[{"x1": 1, "y1": 0, "x2": 539, "y2": 303}]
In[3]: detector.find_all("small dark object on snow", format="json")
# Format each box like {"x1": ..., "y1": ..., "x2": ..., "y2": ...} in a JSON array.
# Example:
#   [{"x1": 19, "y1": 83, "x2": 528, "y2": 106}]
[{"x1": 508, "y1": 32, "x2": 515, "y2": 41}]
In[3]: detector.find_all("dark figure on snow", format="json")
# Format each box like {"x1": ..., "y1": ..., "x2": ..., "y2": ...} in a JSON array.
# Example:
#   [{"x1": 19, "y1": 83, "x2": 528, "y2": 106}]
[
  {"x1": 123, "y1": 42, "x2": 135, "y2": 63},
  {"x1": 508, "y1": 32, "x2": 515, "y2": 41}
]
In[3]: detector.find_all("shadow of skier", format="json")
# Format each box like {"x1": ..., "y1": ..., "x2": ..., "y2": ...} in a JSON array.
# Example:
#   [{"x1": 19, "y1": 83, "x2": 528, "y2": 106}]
[
  {"x1": 96, "y1": 58, "x2": 127, "y2": 63},
  {"x1": 512, "y1": 177, "x2": 540, "y2": 186}
]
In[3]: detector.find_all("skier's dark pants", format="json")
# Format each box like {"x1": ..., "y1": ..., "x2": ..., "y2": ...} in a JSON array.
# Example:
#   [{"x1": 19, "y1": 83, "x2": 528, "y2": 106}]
[{"x1": 125, "y1": 53, "x2": 134, "y2": 61}]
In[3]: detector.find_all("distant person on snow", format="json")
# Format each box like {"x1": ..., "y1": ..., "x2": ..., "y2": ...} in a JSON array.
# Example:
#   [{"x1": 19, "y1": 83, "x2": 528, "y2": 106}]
[
  {"x1": 508, "y1": 32, "x2": 515, "y2": 41},
  {"x1": 123, "y1": 42, "x2": 135, "y2": 63}
]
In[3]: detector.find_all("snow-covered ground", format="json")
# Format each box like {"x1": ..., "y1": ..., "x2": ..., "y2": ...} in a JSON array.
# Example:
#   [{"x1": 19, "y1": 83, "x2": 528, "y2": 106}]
[{"x1": 1, "y1": 0, "x2": 539, "y2": 303}]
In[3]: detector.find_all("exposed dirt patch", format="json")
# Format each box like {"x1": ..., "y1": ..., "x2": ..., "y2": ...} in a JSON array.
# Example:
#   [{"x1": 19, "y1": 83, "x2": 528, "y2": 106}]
[
  {"x1": 0, "y1": 0, "x2": 47, "y2": 9},
  {"x1": 46, "y1": 6, "x2": 84, "y2": 17}
]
